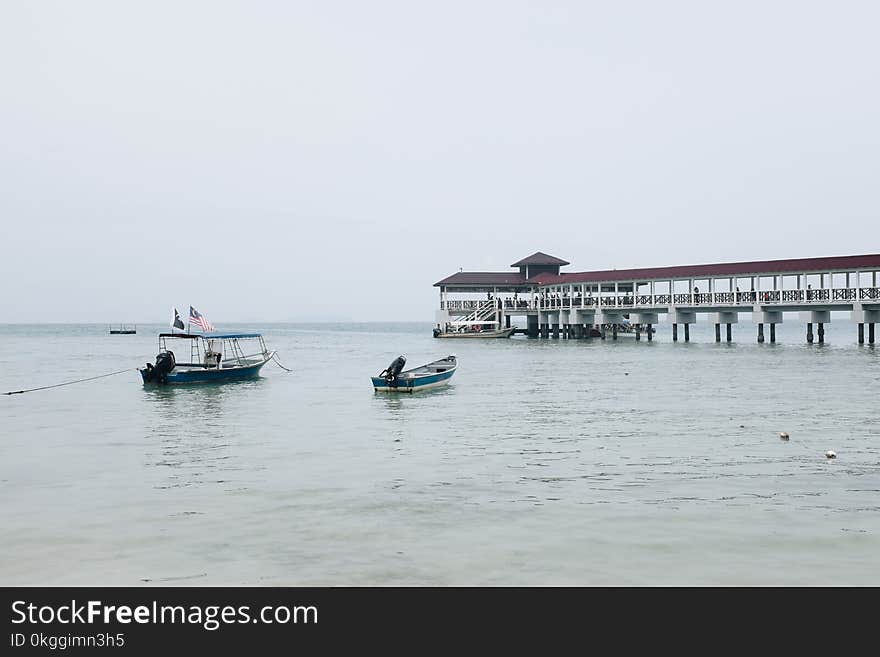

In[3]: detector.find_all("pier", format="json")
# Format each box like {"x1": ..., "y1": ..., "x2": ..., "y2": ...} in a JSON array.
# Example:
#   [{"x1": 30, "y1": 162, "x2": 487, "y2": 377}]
[{"x1": 434, "y1": 252, "x2": 880, "y2": 343}]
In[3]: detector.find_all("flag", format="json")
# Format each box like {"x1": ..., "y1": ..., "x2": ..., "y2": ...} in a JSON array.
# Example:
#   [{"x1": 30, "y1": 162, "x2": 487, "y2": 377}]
[
  {"x1": 189, "y1": 306, "x2": 215, "y2": 332},
  {"x1": 171, "y1": 307, "x2": 185, "y2": 332}
]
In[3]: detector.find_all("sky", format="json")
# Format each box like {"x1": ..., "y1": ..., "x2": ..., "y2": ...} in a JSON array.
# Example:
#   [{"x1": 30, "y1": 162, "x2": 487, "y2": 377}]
[{"x1": 1, "y1": 1, "x2": 878, "y2": 323}]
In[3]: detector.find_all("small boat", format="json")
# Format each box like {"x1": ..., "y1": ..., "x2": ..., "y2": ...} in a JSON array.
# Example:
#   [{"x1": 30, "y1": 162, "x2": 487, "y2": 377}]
[
  {"x1": 372, "y1": 355, "x2": 457, "y2": 392},
  {"x1": 139, "y1": 332, "x2": 275, "y2": 385},
  {"x1": 109, "y1": 324, "x2": 136, "y2": 334},
  {"x1": 433, "y1": 320, "x2": 515, "y2": 339}
]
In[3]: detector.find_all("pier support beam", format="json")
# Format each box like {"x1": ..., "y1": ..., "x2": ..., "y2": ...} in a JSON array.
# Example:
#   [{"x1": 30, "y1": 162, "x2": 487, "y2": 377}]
[
  {"x1": 552, "y1": 323, "x2": 560, "y2": 339},
  {"x1": 647, "y1": 324, "x2": 653, "y2": 341},
  {"x1": 757, "y1": 323, "x2": 765, "y2": 343},
  {"x1": 506, "y1": 315, "x2": 511, "y2": 329},
  {"x1": 527, "y1": 315, "x2": 538, "y2": 338},
  {"x1": 684, "y1": 324, "x2": 690, "y2": 342},
  {"x1": 672, "y1": 323, "x2": 678, "y2": 341},
  {"x1": 870, "y1": 323, "x2": 875, "y2": 344},
  {"x1": 858, "y1": 323, "x2": 864, "y2": 344},
  {"x1": 715, "y1": 323, "x2": 721, "y2": 342},
  {"x1": 818, "y1": 323, "x2": 825, "y2": 344},
  {"x1": 770, "y1": 323, "x2": 776, "y2": 343},
  {"x1": 726, "y1": 323, "x2": 732, "y2": 342},
  {"x1": 635, "y1": 325, "x2": 641, "y2": 340},
  {"x1": 807, "y1": 323, "x2": 813, "y2": 343},
  {"x1": 612, "y1": 324, "x2": 618, "y2": 340}
]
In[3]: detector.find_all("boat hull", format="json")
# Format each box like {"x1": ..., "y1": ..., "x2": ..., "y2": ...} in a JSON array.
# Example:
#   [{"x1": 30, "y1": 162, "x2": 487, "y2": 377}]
[
  {"x1": 139, "y1": 359, "x2": 268, "y2": 385},
  {"x1": 371, "y1": 368, "x2": 455, "y2": 392},
  {"x1": 434, "y1": 327, "x2": 515, "y2": 338}
]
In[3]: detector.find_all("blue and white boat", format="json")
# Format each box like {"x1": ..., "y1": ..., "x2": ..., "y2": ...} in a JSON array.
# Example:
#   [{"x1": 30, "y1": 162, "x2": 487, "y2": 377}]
[
  {"x1": 371, "y1": 355, "x2": 457, "y2": 393},
  {"x1": 139, "y1": 332, "x2": 275, "y2": 385}
]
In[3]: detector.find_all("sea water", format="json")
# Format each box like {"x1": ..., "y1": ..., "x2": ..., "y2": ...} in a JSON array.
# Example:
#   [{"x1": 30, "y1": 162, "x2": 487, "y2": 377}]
[{"x1": 1, "y1": 322, "x2": 878, "y2": 585}]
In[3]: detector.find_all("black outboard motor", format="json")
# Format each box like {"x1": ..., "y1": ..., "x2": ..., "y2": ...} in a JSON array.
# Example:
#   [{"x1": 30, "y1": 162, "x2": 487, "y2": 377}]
[
  {"x1": 380, "y1": 355, "x2": 406, "y2": 386},
  {"x1": 143, "y1": 351, "x2": 176, "y2": 385}
]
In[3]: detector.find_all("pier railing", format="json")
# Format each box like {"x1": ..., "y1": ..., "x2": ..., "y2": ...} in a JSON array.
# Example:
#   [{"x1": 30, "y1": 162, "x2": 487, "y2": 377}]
[{"x1": 444, "y1": 288, "x2": 880, "y2": 313}]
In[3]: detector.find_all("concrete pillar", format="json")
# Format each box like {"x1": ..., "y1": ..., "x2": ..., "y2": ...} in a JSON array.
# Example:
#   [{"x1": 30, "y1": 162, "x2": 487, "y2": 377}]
[
  {"x1": 726, "y1": 323, "x2": 732, "y2": 342},
  {"x1": 807, "y1": 323, "x2": 813, "y2": 343},
  {"x1": 858, "y1": 323, "x2": 865, "y2": 344},
  {"x1": 612, "y1": 324, "x2": 618, "y2": 340},
  {"x1": 647, "y1": 324, "x2": 653, "y2": 341},
  {"x1": 770, "y1": 323, "x2": 776, "y2": 343},
  {"x1": 673, "y1": 323, "x2": 678, "y2": 341},
  {"x1": 635, "y1": 325, "x2": 641, "y2": 341},
  {"x1": 600, "y1": 325, "x2": 606, "y2": 340},
  {"x1": 758, "y1": 323, "x2": 765, "y2": 343},
  {"x1": 527, "y1": 315, "x2": 538, "y2": 338},
  {"x1": 869, "y1": 323, "x2": 875, "y2": 344},
  {"x1": 715, "y1": 323, "x2": 721, "y2": 342},
  {"x1": 506, "y1": 315, "x2": 511, "y2": 329},
  {"x1": 552, "y1": 323, "x2": 560, "y2": 339},
  {"x1": 684, "y1": 324, "x2": 690, "y2": 342},
  {"x1": 818, "y1": 323, "x2": 825, "y2": 344}
]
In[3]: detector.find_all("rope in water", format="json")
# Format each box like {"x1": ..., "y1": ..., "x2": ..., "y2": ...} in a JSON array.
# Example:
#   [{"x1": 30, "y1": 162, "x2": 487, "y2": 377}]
[
  {"x1": 4, "y1": 368, "x2": 136, "y2": 395},
  {"x1": 271, "y1": 353, "x2": 294, "y2": 372}
]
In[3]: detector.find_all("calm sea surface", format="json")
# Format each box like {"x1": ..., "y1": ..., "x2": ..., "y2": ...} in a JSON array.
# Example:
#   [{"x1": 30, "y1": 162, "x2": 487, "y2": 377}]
[{"x1": 1, "y1": 321, "x2": 878, "y2": 585}]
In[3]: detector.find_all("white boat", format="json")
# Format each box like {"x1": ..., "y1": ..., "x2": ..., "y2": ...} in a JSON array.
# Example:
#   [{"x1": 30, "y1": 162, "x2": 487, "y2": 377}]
[
  {"x1": 433, "y1": 320, "x2": 515, "y2": 339},
  {"x1": 372, "y1": 355, "x2": 457, "y2": 392}
]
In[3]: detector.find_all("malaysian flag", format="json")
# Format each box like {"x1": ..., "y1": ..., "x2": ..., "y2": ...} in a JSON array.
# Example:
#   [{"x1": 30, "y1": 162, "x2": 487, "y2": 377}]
[{"x1": 189, "y1": 306, "x2": 215, "y2": 332}]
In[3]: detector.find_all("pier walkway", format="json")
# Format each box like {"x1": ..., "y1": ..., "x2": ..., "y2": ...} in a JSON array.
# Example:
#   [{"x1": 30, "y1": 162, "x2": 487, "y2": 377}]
[{"x1": 434, "y1": 252, "x2": 880, "y2": 344}]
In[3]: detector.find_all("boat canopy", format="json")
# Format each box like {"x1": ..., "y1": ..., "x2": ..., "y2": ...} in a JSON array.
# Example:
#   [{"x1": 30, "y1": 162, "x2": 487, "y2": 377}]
[
  {"x1": 447, "y1": 320, "x2": 499, "y2": 325},
  {"x1": 158, "y1": 332, "x2": 263, "y2": 339}
]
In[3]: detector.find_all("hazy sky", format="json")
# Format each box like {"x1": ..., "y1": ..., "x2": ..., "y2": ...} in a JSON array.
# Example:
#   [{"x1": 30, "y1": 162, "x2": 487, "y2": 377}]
[{"x1": 2, "y1": 1, "x2": 878, "y2": 323}]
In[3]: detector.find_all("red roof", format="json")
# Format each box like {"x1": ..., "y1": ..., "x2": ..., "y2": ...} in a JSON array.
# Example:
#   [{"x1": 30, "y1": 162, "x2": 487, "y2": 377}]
[
  {"x1": 433, "y1": 272, "x2": 527, "y2": 287},
  {"x1": 527, "y1": 253, "x2": 880, "y2": 285},
  {"x1": 510, "y1": 252, "x2": 570, "y2": 267}
]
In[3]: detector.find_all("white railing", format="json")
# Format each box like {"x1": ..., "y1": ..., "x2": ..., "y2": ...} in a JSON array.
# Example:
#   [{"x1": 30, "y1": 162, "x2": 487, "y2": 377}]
[{"x1": 442, "y1": 287, "x2": 880, "y2": 312}]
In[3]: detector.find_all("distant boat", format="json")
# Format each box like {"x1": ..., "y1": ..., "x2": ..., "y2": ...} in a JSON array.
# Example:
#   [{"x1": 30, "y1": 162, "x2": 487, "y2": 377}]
[
  {"x1": 372, "y1": 355, "x2": 457, "y2": 392},
  {"x1": 433, "y1": 322, "x2": 515, "y2": 338},
  {"x1": 139, "y1": 332, "x2": 275, "y2": 385},
  {"x1": 109, "y1": 324, "x2": 136, "y2": 334}
]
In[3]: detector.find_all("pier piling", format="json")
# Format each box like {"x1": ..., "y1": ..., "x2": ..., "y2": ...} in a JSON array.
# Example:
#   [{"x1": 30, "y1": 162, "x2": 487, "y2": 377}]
[
  {"x1": 770, "y1": 323, "x2": 776, "y2": 343},
  {"x1": 612, "y1": 324, "x2": 618, "y2": 340},
  {"x1": 869, "y1": 323, "x2": 875, "y2": 344},
  {"x1": 807, "y1": 323, "x2": 813, "y2": 343},
  {"x1": 758, "y1": 323, "x2": 765, "y2": 343},
  {"x1": 818, "y1": 323, "x2": 825, "y2": 344},
  {"x1": 715, "y1": 323, "x2": 721, "y2": 342},
  {"x1": 672, "y1": 324, "x2": 678, "y2": 341},
  {"x1": 552, "y1": 323, "x2": 559, "y2": 339},
  {"x1": 635, "y1": 325, "x2": 641, "y2": 341},
  {"x1": 684, "y1": 324, "x2": 690, "y2": 342},
  {"x1": 726, "y1": 323, "x2": 732, "y2": 342},
  {"x1": 647, "y1": 324, "x2": 653, "y2": 341},
  {"x1": 858, "y1": 323, "x2": 864, "y2": 344}
]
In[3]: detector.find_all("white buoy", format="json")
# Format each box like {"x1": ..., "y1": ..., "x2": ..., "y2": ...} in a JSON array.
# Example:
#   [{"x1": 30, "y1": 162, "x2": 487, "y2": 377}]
[
  {"x1": 779, "y1": 432, "x2": 790, "y2": 441},
  {"x1": 825, "y1": 450, "x2": 837, "y2": 459}
]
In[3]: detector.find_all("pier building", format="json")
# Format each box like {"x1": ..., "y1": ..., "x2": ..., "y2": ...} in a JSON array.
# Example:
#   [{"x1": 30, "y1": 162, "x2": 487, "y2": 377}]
[{"x1": 434, "y1": 252, "x2": 880, "y2": 343}]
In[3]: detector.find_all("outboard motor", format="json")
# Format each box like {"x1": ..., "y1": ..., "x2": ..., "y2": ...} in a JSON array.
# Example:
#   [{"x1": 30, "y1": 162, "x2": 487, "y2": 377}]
[
  {"x1": 143, "y1": 351, "x2": 176, "y2": 385},
  {"x1": 381, "y1": 355, "x2": 406, "y2": 386}
]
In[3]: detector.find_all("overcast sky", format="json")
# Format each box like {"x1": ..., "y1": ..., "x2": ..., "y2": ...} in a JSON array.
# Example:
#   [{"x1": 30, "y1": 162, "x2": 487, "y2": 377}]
[{"x1": 2, "y1": 1, "x2": 878, "y2": 323}]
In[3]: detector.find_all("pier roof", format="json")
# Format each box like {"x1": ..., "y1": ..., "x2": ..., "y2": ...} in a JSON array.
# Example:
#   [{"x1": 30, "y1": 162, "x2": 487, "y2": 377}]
[
  {"x1": 527, "y1": 253, "x2": 880, "y2": 285},
  {"x1": 434, "y1": 272, "x2": 527, "y2": 287},
  {"x1": 510, "y1": 252, "x2": 570, "y2": 267}
]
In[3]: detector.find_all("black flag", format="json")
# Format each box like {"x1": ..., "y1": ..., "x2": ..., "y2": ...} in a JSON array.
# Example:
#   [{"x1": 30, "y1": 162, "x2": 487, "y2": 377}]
[{"x1": 171, "y1": 307, "x2": 185, "y2": 331}]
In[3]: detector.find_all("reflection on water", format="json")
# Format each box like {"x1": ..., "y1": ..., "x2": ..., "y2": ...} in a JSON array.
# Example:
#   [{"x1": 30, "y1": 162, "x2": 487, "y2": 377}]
[{"x1": 142, "y1": 380, "x2": 266, "y2": 489}]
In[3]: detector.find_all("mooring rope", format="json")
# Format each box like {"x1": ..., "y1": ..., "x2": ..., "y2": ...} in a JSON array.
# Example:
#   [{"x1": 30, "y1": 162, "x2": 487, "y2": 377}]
[
  {"x1": 271, "y1": 353, "x2": 294, "y2": 372},
  {"x1": 3, "y1": 368, "x2": 136, "y2": 396}
]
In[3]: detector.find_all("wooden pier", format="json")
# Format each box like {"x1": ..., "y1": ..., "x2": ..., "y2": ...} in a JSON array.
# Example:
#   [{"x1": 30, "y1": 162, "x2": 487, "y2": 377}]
[{"x1": 434, "y1": 252, "x2": 880, "y2": 344}]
